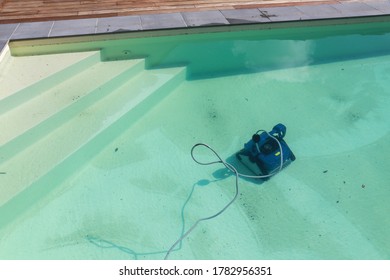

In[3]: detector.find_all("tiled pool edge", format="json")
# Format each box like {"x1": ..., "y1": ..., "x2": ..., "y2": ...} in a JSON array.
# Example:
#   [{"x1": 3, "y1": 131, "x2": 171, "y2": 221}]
[{"x1": 1, "y1": 0, "x2": 390, "y2": 55}]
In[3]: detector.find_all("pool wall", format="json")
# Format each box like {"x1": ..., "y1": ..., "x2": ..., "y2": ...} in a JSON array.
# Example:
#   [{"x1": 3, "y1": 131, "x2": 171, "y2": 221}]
[{"x1": 5, "y1": 17, "x2": 390, "y2": 79}]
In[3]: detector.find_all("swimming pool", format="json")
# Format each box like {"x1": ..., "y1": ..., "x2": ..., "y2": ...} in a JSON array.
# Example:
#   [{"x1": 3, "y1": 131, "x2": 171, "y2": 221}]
[{"x1": 0, "y1": 18, "x2": 389, "y2": 260}]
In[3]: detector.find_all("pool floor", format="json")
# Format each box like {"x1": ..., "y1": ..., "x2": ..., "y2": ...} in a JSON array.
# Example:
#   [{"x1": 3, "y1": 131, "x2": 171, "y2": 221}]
[{"x1": 0, "y1": 50, "x2": 389, "y2": 259}]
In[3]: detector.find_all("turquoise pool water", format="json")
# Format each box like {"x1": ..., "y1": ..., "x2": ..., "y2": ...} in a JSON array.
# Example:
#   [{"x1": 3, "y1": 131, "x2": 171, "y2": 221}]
[{"x1": 0, "y1": 19, "x2": 389, "y2": 259}]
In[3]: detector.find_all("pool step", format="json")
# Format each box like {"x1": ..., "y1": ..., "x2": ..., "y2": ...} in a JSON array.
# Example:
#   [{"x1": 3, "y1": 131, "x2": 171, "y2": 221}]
[
  {"x1": 0, "y1": 66, "x2": 186, "y2": 212},
  {"x1": 0, "y1": 56, "x2": 145, "y2": 147},
  {"x1": 0, "y1": 51, "x2": 101, "y2": 113},
  {"x1": 0, "y1": 58, "x2": 145, "y2": 163}
]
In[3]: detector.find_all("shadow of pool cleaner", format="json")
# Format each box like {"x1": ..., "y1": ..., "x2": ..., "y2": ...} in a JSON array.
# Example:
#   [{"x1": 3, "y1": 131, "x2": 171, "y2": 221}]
[{"x1": 87, "y1": 124, "x2": 295, "y2": 259}]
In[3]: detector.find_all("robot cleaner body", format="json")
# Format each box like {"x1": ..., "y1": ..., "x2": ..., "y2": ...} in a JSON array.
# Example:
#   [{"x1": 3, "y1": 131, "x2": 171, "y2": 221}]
[{"x1": 236, "y1": 123, "x2": 295, "y2": 177}]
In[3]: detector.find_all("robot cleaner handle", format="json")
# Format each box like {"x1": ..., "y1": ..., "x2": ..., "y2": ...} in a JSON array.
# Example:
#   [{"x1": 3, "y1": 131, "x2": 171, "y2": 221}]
[
  {"x1": 252, "y1": 133, "x2": 261, "y2": 143},
  {"x1": 271, "y1": 123, "x2": 287, "y2": 138}
]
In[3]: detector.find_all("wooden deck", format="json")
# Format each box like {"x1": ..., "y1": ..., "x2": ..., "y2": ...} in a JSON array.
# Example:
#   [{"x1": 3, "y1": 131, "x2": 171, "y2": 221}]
[{"x1": 0, "y1": 0, "x2": 342, "y2": 24}]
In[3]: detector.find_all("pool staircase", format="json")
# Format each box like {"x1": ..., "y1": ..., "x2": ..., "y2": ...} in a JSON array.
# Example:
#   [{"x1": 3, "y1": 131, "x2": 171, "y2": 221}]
[{"x1": 0, "y1": 50, "x2": 186, "y2": 226}]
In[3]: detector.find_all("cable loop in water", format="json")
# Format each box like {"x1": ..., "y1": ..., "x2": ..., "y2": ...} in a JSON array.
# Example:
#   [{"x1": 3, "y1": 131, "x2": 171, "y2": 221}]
[{"x1": 165, "y1": 135, "x2": 283, "y2": 259}]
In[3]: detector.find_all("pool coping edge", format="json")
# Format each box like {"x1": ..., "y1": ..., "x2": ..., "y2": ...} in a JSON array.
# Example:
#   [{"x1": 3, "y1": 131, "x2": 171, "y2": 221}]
[{"x1": 1, "y1": 1, "x2": 390, "y2": 55}]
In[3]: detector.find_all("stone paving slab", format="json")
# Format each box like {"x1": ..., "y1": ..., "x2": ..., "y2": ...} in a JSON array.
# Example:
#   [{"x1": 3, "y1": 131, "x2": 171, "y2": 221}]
[
  {"x1": 295, "y1": 4, "x2": 342, "y2": 19},
  {"x1": 221, "y1": 8, "x2": 271, "y2": 24},
  {"x1": 140, "y1": 13, "x2": 186, "y2": 29},
  {"x1": 96, "y1": 15, "x2": 142, "y2": 33},
  {"x1": 182, "y1": 10, "x2": 229, "y2": 26},
  {"x1": 0, "y1": 23, "x2": 18, "y2": 40},
  {"x1": 331, "y1": 1, "x2": 386, "y2": 16},
  {"x1": 49, "y1": 18, "x2": 97, "y2": 37},
  {"x1": 367, "y1": 0, "x2": 390, "y2": 12},
  {"x1": 11, "y1": 21, "x2": 53, "y2": 39},
  {"x1": 0, "y1": 40, "x2": 7, "y2": 51},
  {"x1": 1, "y1": 1, "x2": 390, "y2": 53},
  {"x1": 259, "y1": 6, "x2": 306, "y2": 21}
]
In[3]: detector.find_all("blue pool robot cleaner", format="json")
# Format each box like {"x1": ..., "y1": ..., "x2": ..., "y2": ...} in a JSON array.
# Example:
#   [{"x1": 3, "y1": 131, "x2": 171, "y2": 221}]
[
  {"x1": 236, "y1": 123, "x2": 295, "y2": 178},
  {"x1": 87, "y1": 124, "x2": 296, "y2": 260},
  {"x1": 164, "y1": 124, "x2": 295, "y2": 259}
]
